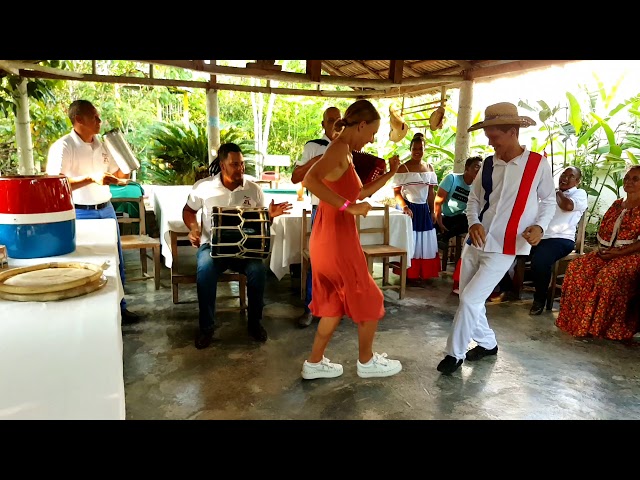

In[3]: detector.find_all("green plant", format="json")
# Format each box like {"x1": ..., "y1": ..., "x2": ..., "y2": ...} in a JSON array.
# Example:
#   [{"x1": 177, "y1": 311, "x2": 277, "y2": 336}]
[{"x1": 139, "y1": 121, "x2": 258, "y2": 185}]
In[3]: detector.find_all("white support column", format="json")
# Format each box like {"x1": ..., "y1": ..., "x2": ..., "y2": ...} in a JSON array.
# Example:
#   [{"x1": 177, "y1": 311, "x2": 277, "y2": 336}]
[
  {"x1": 206, "y1": 88, "x2": 220, "y2": 165},
  {"x1": 15, "y1": 78, "x2": 36, "y2": 175},
  {"x1": 453, "y1": 80, "x2": 474, "y2": 174}
]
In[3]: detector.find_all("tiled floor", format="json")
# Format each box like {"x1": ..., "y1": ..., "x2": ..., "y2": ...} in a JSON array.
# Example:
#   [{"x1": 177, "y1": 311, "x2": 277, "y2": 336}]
[{"x1": 120, "y1": 251, "x2": 640, "y2": 420}]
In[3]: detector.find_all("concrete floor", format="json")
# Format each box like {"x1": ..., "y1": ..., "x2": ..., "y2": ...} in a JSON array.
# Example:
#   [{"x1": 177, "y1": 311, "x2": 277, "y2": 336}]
[{"x1": 120, "y1": 251, "x2": 640, "y2": 420}]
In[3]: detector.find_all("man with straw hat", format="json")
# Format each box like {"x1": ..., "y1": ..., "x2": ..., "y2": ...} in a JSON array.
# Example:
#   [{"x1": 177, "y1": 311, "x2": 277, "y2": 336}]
[{"x1": 437, "y1": 102, "x2": 557, "y2": 375}]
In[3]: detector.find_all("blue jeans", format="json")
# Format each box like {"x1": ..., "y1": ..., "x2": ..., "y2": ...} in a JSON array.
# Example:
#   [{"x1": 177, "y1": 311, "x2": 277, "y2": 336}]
[
  {"x1": 196, "y1": 243, "x2": 267, "y2": 333},
  {"x1": 304, "y1": 205, "x2": 318, "y2": 312},
  {"x1": 530, "y1": 237, "x2": 575, "y2": 304},
  {"x1": 75, "y1": 202, "x2": 127, "y2": 311}
]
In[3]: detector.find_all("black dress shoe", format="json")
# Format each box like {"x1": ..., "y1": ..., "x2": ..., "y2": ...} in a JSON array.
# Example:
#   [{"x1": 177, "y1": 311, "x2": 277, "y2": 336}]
[
  {"x1": 195, "y1": 330, "x2": 214, "y2": 350},
  {"x1": 529, "y1": 302, "x2": 544, "y2": 316},
  {"x1": 296, "y1": 312, "x2": 315, "y2": 328},
  {"x1": 465, "y1": 345, "x2": 498, "y2": 361},
  {"x1": 437, "y1": 355, "x2": 463, "y2": 375},
  {"x1": 248, "y1": 322, "x2": 268, "y2": 342},
  {"x1": 121, "y1": 309, "x2": 141, "y2": 325}
]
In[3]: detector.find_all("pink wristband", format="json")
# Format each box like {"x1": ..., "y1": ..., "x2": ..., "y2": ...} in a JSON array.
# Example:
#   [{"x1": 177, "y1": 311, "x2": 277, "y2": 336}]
[{"x1": 339, "y1": 200, "x2": 351, "y2": 212}]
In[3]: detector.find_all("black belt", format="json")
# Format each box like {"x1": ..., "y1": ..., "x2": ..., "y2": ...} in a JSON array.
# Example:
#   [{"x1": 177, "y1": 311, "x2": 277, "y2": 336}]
[{"x1": 75, "y1": 202, "x2": 109, "y2": 210}]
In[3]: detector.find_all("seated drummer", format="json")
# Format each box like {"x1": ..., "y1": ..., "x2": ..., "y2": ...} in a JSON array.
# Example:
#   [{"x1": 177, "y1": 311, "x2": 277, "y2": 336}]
[{"x1": 182, "y1": 143, "x2": 292, "y2": 349}]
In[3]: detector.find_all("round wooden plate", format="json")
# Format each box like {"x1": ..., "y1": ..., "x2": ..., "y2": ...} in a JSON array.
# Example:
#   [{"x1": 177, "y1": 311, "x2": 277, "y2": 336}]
[
  {"x1": 0, "y1": 262, "x2": 106, "y2": 295},
  {"x1": 0, "y1": 274, "x2": 108, "y2": 302}
]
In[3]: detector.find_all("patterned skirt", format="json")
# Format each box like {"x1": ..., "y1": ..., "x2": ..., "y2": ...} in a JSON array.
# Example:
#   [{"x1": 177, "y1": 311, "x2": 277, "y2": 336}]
[
  {"x1": 401, "y1": 201, "x2": 440, "y2": 280},
  {"x1": 555, "y1": 251, "x2": 640, "y2": 340}
]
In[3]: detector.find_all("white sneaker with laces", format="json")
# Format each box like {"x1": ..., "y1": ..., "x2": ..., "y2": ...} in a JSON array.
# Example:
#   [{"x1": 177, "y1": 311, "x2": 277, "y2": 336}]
[
  {"x1": 301, "y1": 356, "x2": 344, "y2": 380},
  {"x1": 357, "y1": 352, "x2": 402, "y2": 378}
]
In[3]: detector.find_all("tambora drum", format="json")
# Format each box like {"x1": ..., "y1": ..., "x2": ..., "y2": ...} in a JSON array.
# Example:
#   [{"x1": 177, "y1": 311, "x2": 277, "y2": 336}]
[
  {"x1": 209, "y1": 206, "x2": 271, "y2": 260},
  {"x1": 0, "y1": 174, "x2": 76, "y2": 259}
]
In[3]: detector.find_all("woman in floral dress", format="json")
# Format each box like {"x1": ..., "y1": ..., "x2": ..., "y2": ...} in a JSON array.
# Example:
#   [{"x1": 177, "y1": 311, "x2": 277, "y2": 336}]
[
  {"x1": 392, "y1": 133, "x2": 441, "y2": 283},
  {"x1": 555, "y1": 165, "x2": 640, "y2": 340}
]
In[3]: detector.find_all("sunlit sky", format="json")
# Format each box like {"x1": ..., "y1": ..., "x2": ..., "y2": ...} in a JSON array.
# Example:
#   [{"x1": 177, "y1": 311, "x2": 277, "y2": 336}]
[{"x1": 463, "y1": 60, "x2": 640, "y2": 113}]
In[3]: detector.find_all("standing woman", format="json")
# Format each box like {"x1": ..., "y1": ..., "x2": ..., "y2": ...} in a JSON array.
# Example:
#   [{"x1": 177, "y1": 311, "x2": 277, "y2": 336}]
[
  {"x1": 300, "y1": 99, "x2": 403, "y2": 380},
  {"x1": 392, "y1": 132, "x2": 441, "y2": 284},
  {"x1": 555, "y1": 165, "x2": 640, "y2": 340}
]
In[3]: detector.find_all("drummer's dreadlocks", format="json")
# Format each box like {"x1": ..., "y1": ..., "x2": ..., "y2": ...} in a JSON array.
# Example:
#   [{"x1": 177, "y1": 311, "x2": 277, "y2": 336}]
[{"x1": 208, "y1": 142, "x2": 243, "y2": 176}]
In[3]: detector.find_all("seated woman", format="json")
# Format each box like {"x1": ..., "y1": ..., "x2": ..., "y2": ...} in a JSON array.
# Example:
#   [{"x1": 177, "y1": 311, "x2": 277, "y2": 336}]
[{"x1": 555, "y1": 165, "x2": 640, "y2": 341}]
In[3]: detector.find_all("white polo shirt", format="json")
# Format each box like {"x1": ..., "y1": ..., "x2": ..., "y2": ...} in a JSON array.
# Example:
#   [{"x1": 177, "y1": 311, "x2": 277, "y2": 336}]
[
  {"x1": 296, "y1": 134, "x2": 332, "y2": 206},
  {"x1": 186, "y1": 173, "x2": 266, "y2": 245},
  {"x1": 46, "y1": 130, "x2": 119, "y2": 205},
  {"x1": 466, "y1": 148, "x2": 557, "y2": 255},
  {"x1": 543, "y1": 186, "x2": 588, "y2": 241}
]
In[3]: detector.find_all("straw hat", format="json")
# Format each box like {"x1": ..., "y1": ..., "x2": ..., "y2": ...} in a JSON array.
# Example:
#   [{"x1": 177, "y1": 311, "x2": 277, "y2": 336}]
[
  {"x1": 429, "y1": 106, "x2": 446, "y2": 131},
  {"x1": 467, "y1": 102, "x2": 536, "y2": 132},
  {"x1": 389, "y1": 106, "x2": 409, "y2": 143}
]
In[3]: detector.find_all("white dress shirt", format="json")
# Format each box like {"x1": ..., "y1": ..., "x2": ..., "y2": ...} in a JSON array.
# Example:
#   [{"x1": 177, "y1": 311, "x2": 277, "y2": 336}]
[
  {"x1": 46, "y1": 130, "x2": 119, "y2": 205},
  {"x1": 466, "y1": 148, "x2": 556, "y2": 255},
  {"x1": 543, "y1": 186, "x2": 588, "y2": 241},
  {"x1": 186, "y1": 173, "x2": 265, "y2": 245},
  {"x1": 295, "y1": 134, "x2": 332, "y2": 206}
]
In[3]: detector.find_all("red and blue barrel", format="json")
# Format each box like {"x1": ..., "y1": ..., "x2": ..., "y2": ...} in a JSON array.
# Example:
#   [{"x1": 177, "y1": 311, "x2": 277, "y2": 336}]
[{"x1": 0, "y1": 175, "x2": 76, "y2": 259}]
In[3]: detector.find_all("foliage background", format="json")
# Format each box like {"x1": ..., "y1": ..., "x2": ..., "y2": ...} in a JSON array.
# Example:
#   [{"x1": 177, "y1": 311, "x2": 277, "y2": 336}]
[{"x1": 2, "y1": 61, "x2": 640, "y2": 242}]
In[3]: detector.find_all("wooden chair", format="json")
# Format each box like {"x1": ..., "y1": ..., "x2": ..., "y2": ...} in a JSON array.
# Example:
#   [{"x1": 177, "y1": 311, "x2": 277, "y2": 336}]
[
  {"x1": 439, "y1": 234, "x2": 465, "y2": 271},
  {"x1": 169, "y1": 230, "x2": 247, "y2": 312},
  {"x1": 512, "y1": 210, "x2": 587, "y2": 307},
  {"x1": 546, "y1": 210, "x2": 588, "y2": 310},
  {"x1": 300, "y1": 208, "x2": 312, "y2": 301},
  {"x1": 356, "y1": 205, "x2": 408, "y2": 299},
  {"x1": 111, "y1": 196, "x2": 161, "y2": 290}
]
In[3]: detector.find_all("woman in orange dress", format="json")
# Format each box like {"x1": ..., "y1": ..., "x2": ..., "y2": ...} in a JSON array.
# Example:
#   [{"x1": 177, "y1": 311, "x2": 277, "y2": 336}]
[
  {"x1": 555, "y1": 165, "x2": 640, "y2": 340},
  {"x1": 300, "y1": 99, "x2": 403, "y2": 380}
]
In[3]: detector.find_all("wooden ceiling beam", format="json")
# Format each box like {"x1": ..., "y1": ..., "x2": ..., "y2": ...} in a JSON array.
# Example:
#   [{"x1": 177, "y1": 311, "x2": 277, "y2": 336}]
[
  {"x1": 306, "y1": 60, "x2": 322, "y2": 83},
  {"x1": 389, "y1": 60, "x2": 404, "y2": 84},
  {"x1": 354, "y1": 60, "x2": 386, "y2": 79},
  {"x1": 143, "y1": 60, "x2": 461, "y2": 89}
]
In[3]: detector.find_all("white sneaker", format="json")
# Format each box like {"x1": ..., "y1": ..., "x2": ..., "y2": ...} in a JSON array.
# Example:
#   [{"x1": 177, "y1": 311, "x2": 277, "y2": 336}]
[
  {"x1": 357, "y1": 352, "x2": 402, "y2": 378},
  {"x1": 301, "y1": 356, "x2": 344, "y2": 380}
]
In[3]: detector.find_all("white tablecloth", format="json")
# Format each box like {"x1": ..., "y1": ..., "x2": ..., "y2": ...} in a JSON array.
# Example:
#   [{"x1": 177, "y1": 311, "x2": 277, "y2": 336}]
[
  {"x1": 269, "y1": 201, "x2": 414, "y2": 280},
  {"x1": 152, "y1": 185, "x2": 300, "y2": 269},
  {"x1": 151, "y1": 185, "x2": 414, "y2": 280},
  {"x1": 0, "y1": 219, "x2": 126, "y2": 420}
]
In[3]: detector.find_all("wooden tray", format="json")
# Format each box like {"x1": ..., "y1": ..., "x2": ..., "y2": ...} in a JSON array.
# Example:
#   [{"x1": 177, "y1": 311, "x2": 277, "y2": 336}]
[
  {"x1": 0, "y1": 262, "x2": 108, "y2": 301},
  {"x1": 0, "y1": 275, "x2": 107, "y2": 302}
]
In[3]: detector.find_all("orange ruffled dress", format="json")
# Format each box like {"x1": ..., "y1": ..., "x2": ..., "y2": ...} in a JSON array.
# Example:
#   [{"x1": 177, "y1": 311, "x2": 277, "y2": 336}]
[{"x1": 308, "y1": 162, "x2": 385, "y2": 323}]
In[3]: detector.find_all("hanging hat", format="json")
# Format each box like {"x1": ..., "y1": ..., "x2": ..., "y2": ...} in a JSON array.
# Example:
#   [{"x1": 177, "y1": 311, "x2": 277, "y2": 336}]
[
  {"x1": 429, "y1": 106, "x2": 446, "y2": 131},
  {"x1": 467, "y1": 102, "x2": 536, "y2": 132},
  {"x1": 389, "y1": 106, "x2": 409, "y2": 143}
]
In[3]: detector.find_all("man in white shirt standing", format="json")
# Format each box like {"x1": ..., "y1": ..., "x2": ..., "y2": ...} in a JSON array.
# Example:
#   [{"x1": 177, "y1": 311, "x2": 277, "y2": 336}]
[
  {"x1": 528, "y1": 166, "x2": 588, "y2": 315},
  {"x1": 46, "y1": 99, "x2": 140, "y2": 324},
  {"x1": 182, "y1": 143, "x2": 292, "y2": 349},
  {"x1": 290, "y1": 106, "x2": 341, "y2": 328},
  {"x1": 437, "y1": 102, "x2": 557, "y2": 375}
]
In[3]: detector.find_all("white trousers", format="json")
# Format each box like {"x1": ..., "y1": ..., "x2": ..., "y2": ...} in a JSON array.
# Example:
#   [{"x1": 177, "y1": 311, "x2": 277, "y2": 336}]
[{"x1": 445, "y1": 244, "x2": 516, "y2": 360}]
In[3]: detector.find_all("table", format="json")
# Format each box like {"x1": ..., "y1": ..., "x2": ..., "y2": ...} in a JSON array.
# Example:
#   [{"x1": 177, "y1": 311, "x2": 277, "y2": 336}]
[
  {"x1": 152, "y1": 185, "x2": 299, "y2": 269},
  {"x1": 0, "y1": 219, "x2": 126, "y2": 420},
  {"x1": 269, "y1": 201, "x2": 414, "y2": 280},
  {"x1": 151, "y1": 185, "x2": 414, "y2": 280}
]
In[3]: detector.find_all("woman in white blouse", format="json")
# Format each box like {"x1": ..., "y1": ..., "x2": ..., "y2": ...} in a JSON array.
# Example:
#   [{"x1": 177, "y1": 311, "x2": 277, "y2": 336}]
[{"x1": 392, "y1": 133, "x2": 441, "y2": 284}]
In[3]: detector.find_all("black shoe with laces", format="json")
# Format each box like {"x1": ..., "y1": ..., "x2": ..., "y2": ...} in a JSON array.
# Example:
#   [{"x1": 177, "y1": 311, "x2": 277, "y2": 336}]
[
  {"x1": 529, "y1": 302, "x2": 544, "y2": 316},
  {"x1": 195, "y1": 330, "x2": 214, "y2": 350},
  {"x1": 437, "y1": 355, "x2": 463, "y2": 375},
  {"x1": 248, "y1": 322, "x2": 268, "y2": 342},
  {"x1": 121, "y1": 309, "x2": 141, "y2": 325},
  {"x1": 465, "y1": 345, "x2": 498, "y2": 361}
]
